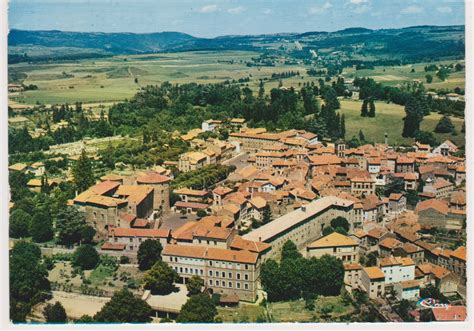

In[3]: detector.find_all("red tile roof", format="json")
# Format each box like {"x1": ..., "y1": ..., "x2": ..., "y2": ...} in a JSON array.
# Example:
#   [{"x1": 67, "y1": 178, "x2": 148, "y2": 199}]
[
  {"x1": 432, "y1": 306, "x2": 466, "y2": 321},
  {"x1": 110, "y1": 227, "x2": 170, "y2": 238}
]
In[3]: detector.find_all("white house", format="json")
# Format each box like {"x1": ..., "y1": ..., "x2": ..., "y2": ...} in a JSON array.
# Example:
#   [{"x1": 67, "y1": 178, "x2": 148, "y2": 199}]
[{"x1": 379, "y1": 256, "x2": 415, "y2": 285}]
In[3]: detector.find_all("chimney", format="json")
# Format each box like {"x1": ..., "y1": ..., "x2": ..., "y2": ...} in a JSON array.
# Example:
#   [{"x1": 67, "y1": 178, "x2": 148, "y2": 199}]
[{"x1": 302, "y1": 205, "x2": 306, "y2": 212}]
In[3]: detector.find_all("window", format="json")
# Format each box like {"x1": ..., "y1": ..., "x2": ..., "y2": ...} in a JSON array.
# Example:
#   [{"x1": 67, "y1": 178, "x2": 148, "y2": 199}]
[
  {"x1": 185, "y1": 268, "x2": 188, "y2": 273},
  {"x1": 209, "y1": 261, "x2": 213, "y2": 266},
  {"x1": 244, "y1": 283, "x2": 249, "y2": 290},
  {"x1": 214, "y1": 241, "x2": 217, "y2": 245},
  {"x1": 170, "y1": 257, "x2": 173, "y2": 262},
  {"x1": 175, "y1": 257, "x2": 178, "y2": 262},
  {"x1": 237, "y1": 273, "x2": 241, "y2": 280},
  {"x1": 129, "y1": 238, "x2": 133, "y2": 242},
  {"x1": 237, "y1": 283, "x2": 241, "y2": 289},
  {"x1": 229, "y1": 282, "x2": 233, "y2": 288},
  {"x1": 209, "y1": 280, "x2": 213, "y2": 286},
  {"x1": 200, "y1": 269, "x2": 203, "y2": 275},
  {"x1": 228, "y1": 272, "x2": 232, "y2": 278},
  {"x1": 245, "y1": 264, "x2": 249, "y2": 270},
  {"x1": 129, "y1": 246, "x2": 133, "y2": 251},
  {"x1": 216, "y1": 280, "x2": 220, "y2": 286},
  {"x1": 244, "y1": 274, "x2": 249, "y2": 281},
  {"x1": 222, "y1": 281, "x2": 226, "y2": 287},
  {"x1": 209, "y1": 270, "x2": 213, "y2": 276},
  {"x1": 180, "y1": 267, "x2": 183, "y2": 273},
  {"x1": 216, "y1": 271, "x2": 219, "y2": 277}
]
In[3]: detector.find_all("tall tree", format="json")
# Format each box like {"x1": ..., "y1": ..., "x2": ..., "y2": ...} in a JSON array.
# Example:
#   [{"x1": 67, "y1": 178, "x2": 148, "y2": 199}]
[
  {"x1": 72, "y1": 244, "x2": 99, "y2": 270},
  {"x1": 43, "y1": 302, "x2": 67, "y2": 323},
  {"x1": 10, "y1": 241, "x2": 51, "y2": 322},
  {"x1": 435, "y1": 115, "x2": 455, "y2": 133},
  {"x1": 56, "y1": 205, "x2": 90, "y2": 246},
  {"x1": 9, "y1": 209, "x2": 31, "y2": 238},
  {"x1": 262, "y1": 205, "x2": 272, "y2": 225},
  {"x1": 143, "y1": 260, "x2": 178, "y2": 295},
  {"x1": 281, "y1": 240, "x2": 302, "y2": 261},
  {"x1": 359, "y1": 129, "x2": 366, "y2": 143},
  {"x1": 340, "y1": 114, "x2": 346, "y2": 139},
  {"x1": 177, "y1": 293, "x2": 217, "y2": 323},
  {"x1": 360, "y1": 99, "x2": 369, "y2": 117},
  {"x1": 368, "y1": 99, "x2": 376, "y2": 117},
  {"x1": 402, "y1": 97, "x2": 424, "y2": 138},
  {"x1": 94, "y1": 289, "x2": 152, "y2": 323},
  {"x1": 30, "y1": 210, "x2": 54, "y2": 243},
  {"x1": 72, "y1": 149, "x2": 95, "y2": 192},
  {"x1": 137, "y1": 239, "x2": 163, "y2": 271},
  {"x1": 186, "y1": 275, "x2": 204, "y2": 296}
]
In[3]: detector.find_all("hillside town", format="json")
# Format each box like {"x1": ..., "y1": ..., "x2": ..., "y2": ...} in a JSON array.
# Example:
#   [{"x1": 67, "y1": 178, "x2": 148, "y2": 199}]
[{"x1": 10, "y1": 116, "x2": 467, "y2": 323}]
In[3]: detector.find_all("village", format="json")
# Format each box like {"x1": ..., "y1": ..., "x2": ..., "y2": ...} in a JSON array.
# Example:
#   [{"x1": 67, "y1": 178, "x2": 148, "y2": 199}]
[{"x1": 9, "y1": 114, "x2": 467, "y2": 323}]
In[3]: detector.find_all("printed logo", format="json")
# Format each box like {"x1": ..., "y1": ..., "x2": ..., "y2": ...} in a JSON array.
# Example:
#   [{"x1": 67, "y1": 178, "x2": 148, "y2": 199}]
[{"x1": 417, "y1": 298, "x2": 449, "y2": 309}]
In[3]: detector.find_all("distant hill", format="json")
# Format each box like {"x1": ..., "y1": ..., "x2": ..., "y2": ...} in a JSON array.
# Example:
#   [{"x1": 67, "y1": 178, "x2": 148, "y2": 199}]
[{"x1": 8, "y1": 25, "x2": 465, "y2": 63}]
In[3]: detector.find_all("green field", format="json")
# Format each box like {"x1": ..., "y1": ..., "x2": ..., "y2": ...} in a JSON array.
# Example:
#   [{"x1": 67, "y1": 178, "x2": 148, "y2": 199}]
[
  {"x1": 343, "y1": 61, "x2": 465, "y2": 91},
  {"x1": 9, "y1": 51, "x2": 322, "y2": 105},
  {"x1": 339, "y1": 100, "x2": 464, "y2": 147}
]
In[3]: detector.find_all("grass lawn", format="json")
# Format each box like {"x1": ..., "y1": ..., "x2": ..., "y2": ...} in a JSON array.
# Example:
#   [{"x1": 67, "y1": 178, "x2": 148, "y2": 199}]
[
  {"x1": 339, "y1": 100, "x2": 465, "y2": 147},
  {"x1": 267, "y1": 295, "x2": 354, "y2": 322},
  {"x1": 217, "y1": 304, "x2": 266, "y2": 323}
]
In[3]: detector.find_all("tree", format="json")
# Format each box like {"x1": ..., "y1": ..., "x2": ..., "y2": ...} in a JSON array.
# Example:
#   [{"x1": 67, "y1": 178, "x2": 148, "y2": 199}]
[
  {"x1": 30, "y1": 210, "x2": 54, "y2": 243},
  {"x1": 260, "y1": 259, "x2": 283, "y2": 302},
  {"x1": 435, "y1": 115, "x2": 455, "y2": 133},
  {"x1": 358, "y1": 129, "x2": 366, "y2": 143},
  {"x1": 94, "y1": 289, "x2": 152, "y2": 323},
  {"x1": 402, "y1": 97, "x2": 424, "y2": 138},
  {"x1": 43, "y1": 301, "x2": 67, "y2": 323},
  {"x1": 186, "y1": 275, "x2": 204, "y2": 296},
  {"x1": 262, "y1": 205, "x2": 272, "y2": 225},
  {"x1": 316, "y1": 254, "x2": 344, "y2": 296},
  {"x1": 281, "y1": 240, "x2": 302, "y2": 261},
  {"x1": 360, "y1": 99, "x2": 368, "y2": 117},
  {"x1": 330, "y1": 217, "x2": 350, "y2": 232},
  {"x1": 72, "y1": 244, "x2": 99, "y2": 270},
  {"x1": 9, "y1": 209, "x2": 30, "y2": 238},
  {"x1": 364, "y1": 251, "x2": 379, "y2": 267},
  {"x1": 368, "y1": 99, "x2": 376, "y2": 117},
  {"x1": 436, "y1": 68, "x2": 449, "y2": 81},
  {"x1": 56, "y1": 206, "x2": 89, "y2": 246},
  {"x1": 414, "y1": 130, "x2": 438, "y2": 146},
  {"x1": 72, "y1": 149, "x2": 95, "y2": 192},
  {"x1": 340, "y1": 114, "x2": 346, "y2": 138},
  {"x1": 196, "y1": 209, "x2": 207, "y2": 218},
  {"x1": 143, "y1": 260, "x2": 178, "y2": 295},
  {"x1": 137, "y1": 239, "x2": 163, "y2": 271},
  {"x1": 322, "y1": 226, "x2": 335, "y2": 236},
  {"x1": 425, "y1": 74, "x2": 433, "y2": 84},
  {"x1": 177, "y1": 293, "x2": 217, "y2": 323},
  {"x1": 75, "y1": 315, "x2": 95, "y2": 323},
  {"x1": 10, "y1": 241, "x2": 50, "y2": 322}
]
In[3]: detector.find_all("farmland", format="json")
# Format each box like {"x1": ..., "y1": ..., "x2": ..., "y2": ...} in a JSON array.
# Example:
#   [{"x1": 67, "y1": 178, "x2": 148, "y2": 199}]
[
  {"x1": 339, "y1": 100, "x2": 465, "y2": 146},
  {"x1": 9, "y1": 50, "x2": 321, "y2": 105}
]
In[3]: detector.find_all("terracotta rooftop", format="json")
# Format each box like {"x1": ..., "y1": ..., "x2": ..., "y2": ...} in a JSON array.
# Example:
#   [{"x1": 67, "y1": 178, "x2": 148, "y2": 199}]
[
  {"x1": 415, "y1": 199, "x2": 449, "y2": 215},
  {"x1": 110, "y1": 227, "x2": 170, "y2": 238},
  {"x1": 174, "y1": 188, "x2": 208, "y2": 196},
  {"x1": 90, "y1": 180, "x2": 120, "y2": 195},
  {"x1": 344, "y1": 263, "x2": 362, "y2": 271},
  {"x1": 230, "y1": 235, "x2": 271, "y2": 253},
  {"x1": 450, "y1": 246, "x2": 466, "y2": 262},
  {"x1": 136, "y1": 172, "x2": 171, "y2": 184},
  {"x1": 175, "y1": 201, "x2": 209, "y2": 210},
  {"x1": 379, "y1": 237, "x2": 402, "y2": 250},
  {"x1": 400, "y1": 280, "x2": 419, "y2": 289},
  {"x1": 363, "y1": 266, "x2": 385, "y2": 280},
  {"x1": 432, "y1": 306, "x2": 466, "y2": 322},
  {"x1": 163, "y1": 244, "x2": 258, "y2": 264},
  {"x1": 307, "y1": 232, "x2": 357, "y2": 249}
]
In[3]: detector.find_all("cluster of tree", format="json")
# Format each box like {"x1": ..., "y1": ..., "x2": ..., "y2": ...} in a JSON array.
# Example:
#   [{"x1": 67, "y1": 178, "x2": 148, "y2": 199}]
[
  {"x1": 171, "y1": 164, "x2": 236, "y2": 190},
  {"x1": 360, "y1": 99, "x2": 376, "y2": 118},
  {"x1": 402, "y1": 94, "x2": 430, "y2": 138},
  {"x1": 307, "y1": 68, "x2": 326, "y2": 76},
  {"x1": 260, "y1": 240, "x2": 344, "y2": 302},
  {"x1": 271, "y1": 71, "x2": 300, "y2": 80},
  {"x1": 321, "y1": 217, "x2": 350, "y2": 236},
  {"x1": 435, "y1": 115, "x2": 456, "y2": 134},
  {"x1": 10, "y1": 241, "x2": 51, "y2": 322}
]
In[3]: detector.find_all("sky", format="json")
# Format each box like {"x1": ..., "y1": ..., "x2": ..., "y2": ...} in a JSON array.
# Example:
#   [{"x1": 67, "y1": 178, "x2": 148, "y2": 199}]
[{"x1": 8, "y1": 0, "x2": 465, "y2": 38}]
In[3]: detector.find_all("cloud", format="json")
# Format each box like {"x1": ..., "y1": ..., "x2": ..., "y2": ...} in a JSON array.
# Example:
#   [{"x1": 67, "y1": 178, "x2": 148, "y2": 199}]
[
  {"x1": 263, "y1": 8, "x2": 273, "y2": 15},
  {"x1": 401, "y1": 5, "x2": 423, "y2": 14},
  {"x1": 437, "y1": 6, "x2": 453, "y2": 13},
  {"x1": 349, "y1": 0, "x2": 368, "y2": 4},
  {"x1": 309, "y1": 2, "x2": 333, "y2": 14},
  {"x1": 198, "y1": 5, "x2": 218, "y2": 13},
  {"x1": 353, "y1": 5, "x2": 370, "y2": 14},
  {"x1": 227, "y1": 6, "x2": 246, "y2": 14}
]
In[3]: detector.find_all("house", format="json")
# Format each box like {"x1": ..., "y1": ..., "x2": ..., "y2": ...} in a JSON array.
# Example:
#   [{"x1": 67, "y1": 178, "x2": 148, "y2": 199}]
[
  {"x1": 178, "y1": 151, "x2": 210, "y2": 172},
  {"x1": 379, "y1": 256, "x2": 415, "y2": 285},
  {"x1": 394, "y1": 280, "x2": 420, "y2": 301},
  {"x1": 416, "y1": 263, "x2": 459, "y2": 295},
  {"x1": 433, "y1": 140, "x2": 458, "y2": 156},
  {"x1": 431, "y1": 306, "x2": 466, "y2": 322},
  {"x1": 449, "y1": 246, "x2": 466, "y2": 279},
  {"x1": 395, "y1": 157, "x2": 415, "y2": 173},
  {"x1": 162, "y1": 244, "x2": 261, "y2": 302},
  {"x1": 388, "y1": 193, "x2": 406, "y2": 216},
  {"x1": 306, "y1": 232, "x2": 359, "y2": 263},
  {"x1": 361, "y1": 267, "x2": 385, "y2": 299},
  {"x1": 344, "y1": 263, "x2": 362, "y2": 291},
  {"x1": 174, "y1": 188, "x2": 209, "y2": 203},
  {"x1": 415, "y1": 199, "x2": 464, "y2": 230},
  {"x1": 423, "y1": 178, "x2": 453, "y2": 199},
  {"x1": 212, "y1": 186, "x2": 233, "y2": 206},
  {"x1": 201, "y1": 119, "x2": 222, "y2": 132},
  {"x1": 350, "y1": 177, "x2": 376, "y2": 197},
  {"x1": 106, "y1": 227, "x2": 170, "y2": 252},
  {"x1": 379, "y1": 237, "x2": 403, "y2": 257},
  {"x1": 413, "y1": 142, "x2": 431, "y2": 153}
]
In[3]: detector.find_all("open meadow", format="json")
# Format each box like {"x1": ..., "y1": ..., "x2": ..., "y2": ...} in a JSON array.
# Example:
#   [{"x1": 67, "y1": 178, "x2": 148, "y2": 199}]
[{"x1": 339, "y1": 100, "x2": 465, "y2": 146}]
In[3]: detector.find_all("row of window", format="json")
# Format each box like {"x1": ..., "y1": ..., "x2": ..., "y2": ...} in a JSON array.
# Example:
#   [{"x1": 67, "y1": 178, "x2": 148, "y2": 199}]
[
  {"x1": 209, "y1": 279, "x2": 249, "y2": 290},
  {"x1": 170, "y1": 257, "x2": 250, "y2": 269},
  {"x1": 209, "y1": 270, "x2": 249, "y2": 280}
]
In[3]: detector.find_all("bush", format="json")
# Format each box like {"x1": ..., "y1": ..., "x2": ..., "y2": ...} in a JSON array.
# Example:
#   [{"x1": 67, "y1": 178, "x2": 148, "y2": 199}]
[
  {"x1": 43, "y1": 301, "x2": 67, "y2": 323},
  {"x1": 119, "y1": 256, "x2": 130, "y2": 264}
]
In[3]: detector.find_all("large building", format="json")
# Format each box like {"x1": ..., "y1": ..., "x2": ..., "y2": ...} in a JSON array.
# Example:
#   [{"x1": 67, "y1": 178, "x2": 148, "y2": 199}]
[
  {"x1": 162, "y1": 244, "x2": 261, "y2": 302},
  {"x1": 306, "y1": 232, "x2": 359, "y2": 263},
  {"x1": 243, "y1": 196, "x2": 355, "y2": 259}
]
